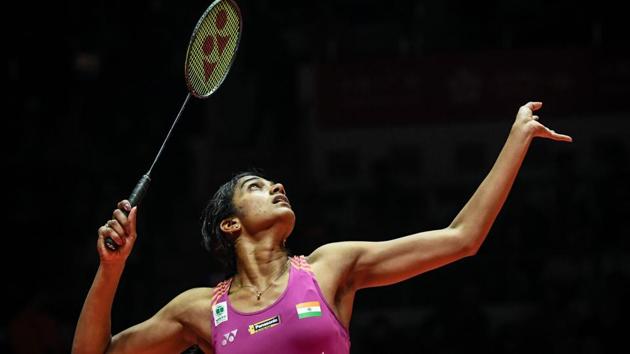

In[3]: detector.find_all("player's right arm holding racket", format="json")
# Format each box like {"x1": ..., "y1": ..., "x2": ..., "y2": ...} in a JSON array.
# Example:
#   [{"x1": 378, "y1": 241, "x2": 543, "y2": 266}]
[{"x1": 72, "y1": 201, "x2": 215, "y2": 354}]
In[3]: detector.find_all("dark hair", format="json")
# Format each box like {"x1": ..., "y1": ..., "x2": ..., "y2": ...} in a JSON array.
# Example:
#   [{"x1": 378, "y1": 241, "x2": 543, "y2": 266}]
[{"x1": 201, "y1": 170, "x2": 264, "y2": 277}]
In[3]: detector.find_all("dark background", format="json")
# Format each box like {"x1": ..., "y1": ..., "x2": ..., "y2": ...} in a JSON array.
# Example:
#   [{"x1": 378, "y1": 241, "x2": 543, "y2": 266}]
[{"x1": 4, "y1": 0, "x2": 629, "y2": 353}]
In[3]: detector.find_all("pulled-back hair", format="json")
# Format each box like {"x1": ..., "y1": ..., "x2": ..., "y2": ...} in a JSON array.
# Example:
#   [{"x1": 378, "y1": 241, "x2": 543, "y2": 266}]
[{"x1": 200, "y1": 171, "x2": 263, "y2": 277}]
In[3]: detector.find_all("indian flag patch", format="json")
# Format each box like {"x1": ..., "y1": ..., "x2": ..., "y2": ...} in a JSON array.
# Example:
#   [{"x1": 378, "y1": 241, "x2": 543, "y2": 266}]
[{"x1": 296, "y1": 301, "x2": 322, "y2": 319}]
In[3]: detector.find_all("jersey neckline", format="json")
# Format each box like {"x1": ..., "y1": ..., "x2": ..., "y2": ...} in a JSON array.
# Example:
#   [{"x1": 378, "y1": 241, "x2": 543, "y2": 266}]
[{"x1": 226, "y1": 259, "x2": 294, "y2": 316}]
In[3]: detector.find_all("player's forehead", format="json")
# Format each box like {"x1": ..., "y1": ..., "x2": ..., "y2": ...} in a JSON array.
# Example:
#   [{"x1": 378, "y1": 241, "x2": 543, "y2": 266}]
[{"x1": 237, "y1": 175, "x2": 274, "y2": 189}]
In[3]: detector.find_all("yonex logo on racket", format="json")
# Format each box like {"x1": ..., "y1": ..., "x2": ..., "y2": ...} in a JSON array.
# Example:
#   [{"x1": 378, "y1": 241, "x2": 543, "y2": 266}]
[
  {"x1": 185, "y1": 0, "x2": 241, "y2": 98},
  {"x1": 202, "y1": 8, "x2": 231, "y2": 81}
]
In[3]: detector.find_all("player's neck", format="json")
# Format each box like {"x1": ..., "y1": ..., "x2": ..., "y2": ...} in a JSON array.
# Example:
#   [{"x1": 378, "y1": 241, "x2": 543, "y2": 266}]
[{"x1": 234, "y1": 238, "x2": 288, "y2": 289}]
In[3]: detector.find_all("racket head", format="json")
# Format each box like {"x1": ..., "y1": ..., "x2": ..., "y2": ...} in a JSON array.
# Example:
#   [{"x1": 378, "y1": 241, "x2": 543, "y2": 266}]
[{"x1": 184, "y1": 0, "x2": 242, "y2": 98}]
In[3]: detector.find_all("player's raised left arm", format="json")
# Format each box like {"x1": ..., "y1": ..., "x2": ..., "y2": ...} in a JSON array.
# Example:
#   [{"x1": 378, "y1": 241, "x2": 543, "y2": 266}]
[{"x1": 311, "y1": 102, "x2": 572, "y2": 290}]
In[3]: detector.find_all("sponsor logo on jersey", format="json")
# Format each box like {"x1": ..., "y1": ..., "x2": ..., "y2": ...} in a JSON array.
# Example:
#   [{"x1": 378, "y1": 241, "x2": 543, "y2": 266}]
[
  {"x1": 248, "y1": 315, "x2": 281, "y2": 334},
  {"x1": 221, "y1": 329, "x2": 238, "y2": 346},
  {"x1": 213, "y1": 301, "x2": 228, "y2": 326}
]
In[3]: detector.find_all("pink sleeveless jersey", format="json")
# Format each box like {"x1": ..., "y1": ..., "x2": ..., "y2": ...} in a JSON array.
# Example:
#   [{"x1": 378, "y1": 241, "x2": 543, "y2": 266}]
[{"x1": 210, "y1": 255, "x2": 350, "y2": 354}]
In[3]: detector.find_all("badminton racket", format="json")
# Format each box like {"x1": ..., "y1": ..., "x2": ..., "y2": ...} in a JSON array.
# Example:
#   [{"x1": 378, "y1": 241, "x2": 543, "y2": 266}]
[{"x1": 105, "y1": 0, "x2": 242, "y2": 250}]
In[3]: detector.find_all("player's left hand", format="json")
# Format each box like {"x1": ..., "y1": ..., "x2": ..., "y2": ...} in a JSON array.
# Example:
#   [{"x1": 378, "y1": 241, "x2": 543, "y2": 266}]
[{"x1": 512, "y1": 101, "x2": 572, "y2": 142}]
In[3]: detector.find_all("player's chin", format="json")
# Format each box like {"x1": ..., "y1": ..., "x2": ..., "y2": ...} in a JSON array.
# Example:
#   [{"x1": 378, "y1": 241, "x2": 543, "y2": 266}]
[
  {"x1": 275, "y1": 209, "x2": 296, "y2": 226},
  {"x1": 278, "y1": 207, "x2": 296, "y2": 220},
  {"x1": 272, "y1": 211, "x2": 296, "y2": 237}
]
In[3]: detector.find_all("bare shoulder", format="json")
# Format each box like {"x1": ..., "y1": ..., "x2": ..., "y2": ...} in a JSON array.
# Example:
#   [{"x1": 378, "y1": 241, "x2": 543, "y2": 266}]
[
  {"x1": 166, "y1": 287, "x2": 216, "y2": 349},
  {"x1": 173, "y1": 287, "x2": 214, "y2": 302},
  {"x1": 307, "y1": 241, "x2": 366, "y2": 287},
  {"x1": 155, "y1": 287, "x2": 215, "y2": 333},
  {"x1": 307, "y1": 241, "x2": 365, "y2": 267},
  {"x1": 109, "y1": 287, "x2": 217, "y2": 353},
  {"x1": 306, "y1": 242, "x2": 369, "y2": 328},
  {"x1": 165, "y1": 287, "x2": 214, "y2": 318}
]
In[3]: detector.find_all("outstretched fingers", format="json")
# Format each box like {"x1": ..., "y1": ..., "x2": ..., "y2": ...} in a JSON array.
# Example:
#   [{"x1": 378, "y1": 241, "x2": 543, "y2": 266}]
[
  {"x1": 518, "y1": 101, "x2": 572, "y2": 143},
  {"x1": 534, "y1": 121, "x2": 573, "y2": 142},
  {"x1": 545, "y1": 127, "x2": 573, "y2": 142}
]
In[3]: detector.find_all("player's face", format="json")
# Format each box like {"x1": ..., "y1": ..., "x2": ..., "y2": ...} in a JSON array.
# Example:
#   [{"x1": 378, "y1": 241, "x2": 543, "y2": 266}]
[{"x1": 232, "y1": 175, "x2": 295, "y2": 236}]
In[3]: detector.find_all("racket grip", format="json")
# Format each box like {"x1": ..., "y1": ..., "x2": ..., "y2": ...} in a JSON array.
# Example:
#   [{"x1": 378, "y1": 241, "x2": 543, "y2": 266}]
[
  {"x1": 105, "y1": 174, "x2": 151, "y2": 251},
  {"x1": 128, "y1": 174, "x2": 151, "y2": 209}
]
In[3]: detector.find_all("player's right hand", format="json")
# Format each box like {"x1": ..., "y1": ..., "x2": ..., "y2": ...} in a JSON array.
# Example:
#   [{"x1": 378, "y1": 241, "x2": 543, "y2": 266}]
[{"x1": 97, "y1": 200, "x2": 138, "y2": 265}]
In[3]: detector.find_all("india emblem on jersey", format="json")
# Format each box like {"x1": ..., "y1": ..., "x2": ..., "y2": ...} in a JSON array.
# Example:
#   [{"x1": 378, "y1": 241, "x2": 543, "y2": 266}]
[
  {"x1": 213, "y1": 301, "x2": 228, "y2": 326},
  {"x1": 296, "y1": 301, "x2": 322, "y2": 319}
]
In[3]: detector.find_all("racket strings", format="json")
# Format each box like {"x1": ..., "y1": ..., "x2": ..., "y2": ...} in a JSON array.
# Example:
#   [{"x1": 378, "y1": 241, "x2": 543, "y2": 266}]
[{"x1": 187, "y1": 1, "x2": 241, "y2": 97}]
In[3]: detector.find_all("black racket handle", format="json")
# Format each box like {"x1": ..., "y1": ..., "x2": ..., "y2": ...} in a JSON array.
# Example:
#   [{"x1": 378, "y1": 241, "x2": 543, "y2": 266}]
[{"x1": 105, "y1": 174, "x2": 151, "y2": 251}]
